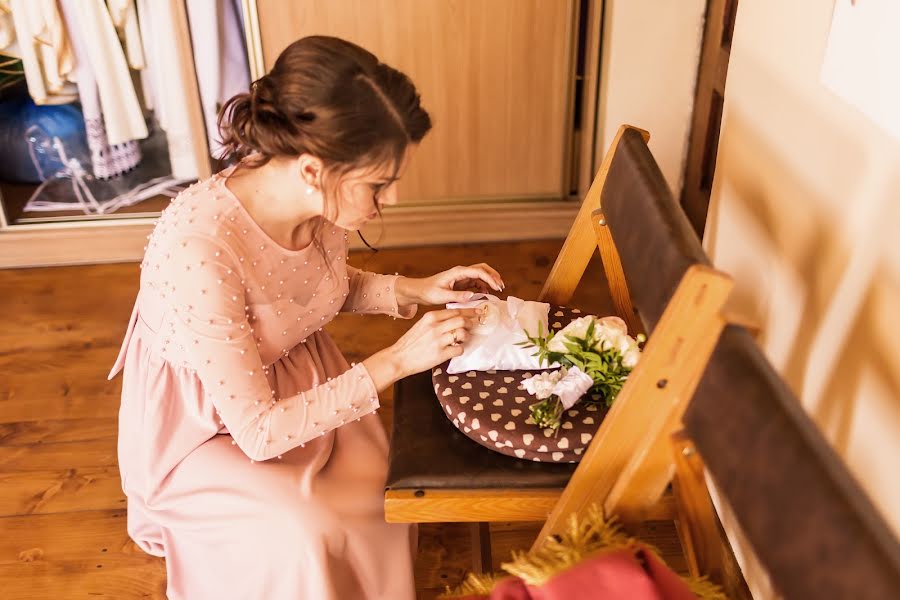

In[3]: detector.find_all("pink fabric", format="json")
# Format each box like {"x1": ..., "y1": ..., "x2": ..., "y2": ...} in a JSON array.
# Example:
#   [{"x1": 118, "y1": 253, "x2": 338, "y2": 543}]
[
  {"x1": 456, "y1": 546, "x2": 697, "y2": 600},
  {"x1": 109, "y1": 170, "x2": 418, "y2": 599}
]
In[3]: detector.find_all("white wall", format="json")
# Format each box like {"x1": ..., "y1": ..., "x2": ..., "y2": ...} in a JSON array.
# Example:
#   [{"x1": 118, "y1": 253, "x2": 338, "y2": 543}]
[
  {"x1": 595, "y1": 0, "x2": 706, "y2": 197},
  {"x1": 705, "y1": 0, "x2": 900, "y2": 596}
]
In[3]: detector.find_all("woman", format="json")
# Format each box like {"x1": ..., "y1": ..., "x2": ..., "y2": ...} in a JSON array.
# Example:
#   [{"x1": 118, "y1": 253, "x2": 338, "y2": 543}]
[{"x1": 108, "y1": 36, "x2": 505, "y2": 599}]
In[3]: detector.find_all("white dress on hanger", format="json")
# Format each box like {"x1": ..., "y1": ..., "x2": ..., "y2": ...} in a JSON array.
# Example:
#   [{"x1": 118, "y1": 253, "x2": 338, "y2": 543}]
[
  {"x1": 4, "y1": 0, "x2": 77, "y2": 105},
  {"x1": 58, "y1": 0, "x2": 147, "y2": 145},
  {"x1": 58, "y1": 0, "x2": 142, "y2": 180},
  {"x1": 135, "y1": 0, "x2": 202, "y2": 180},
  {"x1": 185, "y1": 0, "x2": 251, "y2": 158}
]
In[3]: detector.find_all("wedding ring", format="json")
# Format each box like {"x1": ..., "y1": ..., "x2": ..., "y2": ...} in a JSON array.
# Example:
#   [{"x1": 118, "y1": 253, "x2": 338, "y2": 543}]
[{"x1": 451, "y1": 330, "x2": 461, "y2": 345}]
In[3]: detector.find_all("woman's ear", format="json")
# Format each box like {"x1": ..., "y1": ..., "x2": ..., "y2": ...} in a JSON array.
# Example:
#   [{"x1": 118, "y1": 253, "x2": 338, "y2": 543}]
[{"x1": 296, "y1": 153, "x2": 324, "y2": 189}]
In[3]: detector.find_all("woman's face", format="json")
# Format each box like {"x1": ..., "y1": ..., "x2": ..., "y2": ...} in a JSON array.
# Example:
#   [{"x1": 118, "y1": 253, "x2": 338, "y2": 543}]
[{"x1": 330, "y1": 146, "x2": 415, "y2": 231}]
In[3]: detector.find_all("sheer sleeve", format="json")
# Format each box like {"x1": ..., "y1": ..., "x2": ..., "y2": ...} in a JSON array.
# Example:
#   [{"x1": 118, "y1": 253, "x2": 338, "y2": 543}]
[
  {"x1": 170, "y1": 235, "x2": 380, "y2": 461},
  {"x1": 342, "y1": 265, "x2": 417, "y2": 319}
]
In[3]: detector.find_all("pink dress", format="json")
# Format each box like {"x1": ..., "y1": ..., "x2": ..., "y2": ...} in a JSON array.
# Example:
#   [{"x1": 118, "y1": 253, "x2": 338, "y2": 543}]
[{"x1": 108, "y1": 170, "x2": 418, "y2": 599}]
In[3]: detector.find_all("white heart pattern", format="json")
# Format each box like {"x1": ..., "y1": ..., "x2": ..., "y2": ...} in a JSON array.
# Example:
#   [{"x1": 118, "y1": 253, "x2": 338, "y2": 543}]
[
  {"x1": 448, "y1": 375, "x2": 459, "y2": 383},
  {"x1": 504, "y1": 377, "x2": 514, "y2": 383},
  {"x1": 514, "y1": 449, "x2": 526, "y2": 458},
  {"x1": 457, "y1": 412, "x2": 466, "y2": 423},
  {"x1": 583, "y1": 417, "x2": 594, "y2": 424},
  {"x1": 491, "y1": 414, "x2": 501, "y2": 422},
  {"x1": 488, "y1": 430, "x2": 499, "y2": 441},
  {"x1": 558, "y1": 437, "x2": 569, "y2": 449},
  {"x1": 459, "y1": 396, "x2": 470, "y2": 404},
  {"x1": 562, "y1": 422, "x2": 573, "y2": 430},
  {"x1": 462, "y1": 382, "x2": 473, "y2": 390},
  {"x1": 537, "y1": 445, "x2": 548, "y2": 452},
  {"x1": 479, "y1": 392, "x2": 490, "y2": 399},
  {"x1": 497, "y1": 387, "x2": 508, "y2": 394},
  {"x1": 581, "y1": 433, "x2": 593, "y2": 444},
  {"x1": 552, "y1": 452, "x2": 564, "y2": 461},
  {"x1": 504, "y1": 422, "x2": 516, "y2": 431},
  {"x1": 492, "y1": 399, "x2": 503, "y2": 406},
  {"x1": 473, "y1": 403, "x2": 484, "y2": 411},
  {"x1": 511, "y1": 409, "x2": 522, "y2": 417},
  {"x1": 442, "y1": 388, "x2": 452, "y2": 396},
  {"x1": 523, "y1": 434, "x2": 534, "y2": 445},
  {"x1": 471, "y1": 418, "x2": 480, "y2": 429},
  {"x1": 484, "y1": 380, "x2": 494, "y2": 387}
]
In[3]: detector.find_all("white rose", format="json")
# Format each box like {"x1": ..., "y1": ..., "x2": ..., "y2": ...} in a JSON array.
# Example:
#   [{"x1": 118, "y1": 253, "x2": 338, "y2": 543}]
[
  {"x1": 622, "y1": 346, "x2": 640, "y2": 368},
  {"x1": 597, "y1": 316, "x2": 627, "y2": 334},
  {"x1": 547, "y1": 316, "x2": 597, "y2": 353}
]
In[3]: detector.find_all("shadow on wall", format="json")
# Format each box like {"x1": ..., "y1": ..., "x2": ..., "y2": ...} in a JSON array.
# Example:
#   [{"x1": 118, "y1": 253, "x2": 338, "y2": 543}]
[{"x1": 703, "y1": 50, "x2": 900, "y2": 535}]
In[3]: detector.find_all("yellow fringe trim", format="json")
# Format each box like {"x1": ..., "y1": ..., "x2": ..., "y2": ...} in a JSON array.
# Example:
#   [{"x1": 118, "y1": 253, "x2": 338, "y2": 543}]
[{"x1": 441, "y1": 505, "x2": 728, "y2": 599}]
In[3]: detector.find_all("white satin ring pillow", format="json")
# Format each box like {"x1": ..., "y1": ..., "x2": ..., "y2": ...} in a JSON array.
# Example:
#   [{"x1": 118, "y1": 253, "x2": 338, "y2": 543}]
[{"x1": 445, "y1": 294, "x2": 559, "y2": 374}]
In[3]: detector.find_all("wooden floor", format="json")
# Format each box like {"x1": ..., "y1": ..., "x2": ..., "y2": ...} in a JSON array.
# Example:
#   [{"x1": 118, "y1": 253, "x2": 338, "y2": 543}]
[{"x1": 0, "y1": 240, "x2": 685, "y2": 599}]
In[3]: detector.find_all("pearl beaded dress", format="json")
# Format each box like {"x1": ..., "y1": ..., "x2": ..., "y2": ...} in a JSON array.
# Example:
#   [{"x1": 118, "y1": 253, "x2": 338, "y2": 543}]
[{"x1": 109, "y1": 168, "x2": 417, "y2": 599}]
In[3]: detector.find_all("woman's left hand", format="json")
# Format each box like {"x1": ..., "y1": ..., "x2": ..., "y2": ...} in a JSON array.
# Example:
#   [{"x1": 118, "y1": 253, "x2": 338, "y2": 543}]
[{"x1": 396, "y1": 264, "x2": 506, "y2": 306}]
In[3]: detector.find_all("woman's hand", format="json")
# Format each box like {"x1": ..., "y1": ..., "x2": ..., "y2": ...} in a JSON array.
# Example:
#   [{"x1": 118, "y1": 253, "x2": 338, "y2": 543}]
[
  {"x1": 364, "y1": 308, "x2": 479, "y2": 387},
  {"x1": 396, "y1": 264, "x2": 506, "y2": 306}
]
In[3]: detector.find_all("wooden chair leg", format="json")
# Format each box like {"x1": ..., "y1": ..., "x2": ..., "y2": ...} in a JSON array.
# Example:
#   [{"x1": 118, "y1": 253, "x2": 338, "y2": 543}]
[
  {"x1": 671, "y1": 431, "x2": 752, "y2": 599},
  {"x1": 469, "y1": 522, "x2": 493, "y2": 574}
]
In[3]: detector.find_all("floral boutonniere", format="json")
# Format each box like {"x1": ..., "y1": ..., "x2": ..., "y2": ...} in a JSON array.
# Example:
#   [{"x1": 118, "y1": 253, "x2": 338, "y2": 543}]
[{"x1": 518, "y1": 316, "x2": 645, "y2": 430}]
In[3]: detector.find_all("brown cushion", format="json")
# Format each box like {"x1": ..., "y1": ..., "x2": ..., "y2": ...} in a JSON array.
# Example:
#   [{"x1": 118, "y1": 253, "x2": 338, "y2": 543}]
[
  {"x1": 431, "y1": 304, "x2": 609, "y2": 463},
  {"x1": 602, "y1": 128, "x2": 710, "y2": 333},
  {"x1": 685, "y1": 326, "x2": 900, "y2": 599},
  {"x1": 386, "y1": 369, "x2": 576, "y2": 491}
]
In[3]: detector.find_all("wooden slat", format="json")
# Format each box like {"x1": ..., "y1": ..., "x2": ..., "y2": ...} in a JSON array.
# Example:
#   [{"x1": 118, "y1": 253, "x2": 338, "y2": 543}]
[
  {"x1": 539, "y1": 125, "x2": 649, "y2": 307},
  {"x1": 603, "y1": 268, "x2": 731, "y2": 520},
  {"x1": 534, "y1": 265, "x2": 732, "y2": 545},
  {"x1": 0, "y1": 357, "x2": 122, "y2": 424},
  {"x1": 0, "y1": 439, "x2": 116, "y2": 472},
  {"x1": 0, "y1": 467, "x2": 125, "y2": 516},
  {"x1": 385, "y1": 488, "x2": 678, "y2": 525},
  {"x1": 670, "y1": 432, "x2": 726, "y2": 580},
  {"x1": 670, "y1": 434, "x2": 753, "y2": 599},
  {"x1": 592, "y1": 209, "x2": 644, "y2": 336},
  {"x1": 0, "y1": 418, "x2": 117, "y2": 446},
  {"x1": 0, "y1": 510, "x2": 165, "y2": 599},
  {"x1": 385, "y1": 489, "x2": 562, "y2": 523}
]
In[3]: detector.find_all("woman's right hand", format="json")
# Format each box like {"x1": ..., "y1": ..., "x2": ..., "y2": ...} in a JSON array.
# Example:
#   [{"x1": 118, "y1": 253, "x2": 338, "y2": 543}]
[{"x1": 364, "y1": 308, "x2": 478, "y2": 390}]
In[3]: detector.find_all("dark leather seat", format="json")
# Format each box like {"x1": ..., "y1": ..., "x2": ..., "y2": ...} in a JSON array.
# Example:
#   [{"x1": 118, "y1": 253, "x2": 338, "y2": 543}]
[{"x1": 385, "y1": 369, "x2": 576, "y2": 491}]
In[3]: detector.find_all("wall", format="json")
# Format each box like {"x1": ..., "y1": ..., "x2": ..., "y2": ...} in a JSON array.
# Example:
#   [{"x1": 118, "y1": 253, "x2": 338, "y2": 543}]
[
  {"x1": 595, "y1": 0, "x2": 706, "y2": 197},
  {"x1": 705, "y1": 0, "x2": 900, "y2": 595}
]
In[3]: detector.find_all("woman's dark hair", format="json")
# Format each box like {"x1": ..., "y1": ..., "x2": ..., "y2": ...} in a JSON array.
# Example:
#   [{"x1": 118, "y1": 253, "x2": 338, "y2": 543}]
[{"x1": 217, "y1": 35, "x2": 431, "y2": 253}]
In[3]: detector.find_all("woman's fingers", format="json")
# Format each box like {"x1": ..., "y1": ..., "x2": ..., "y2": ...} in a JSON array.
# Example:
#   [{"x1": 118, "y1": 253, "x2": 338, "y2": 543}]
[
  {"x1": 471, "y1": 263, "x2": 505, "y2": 289},
  {"x1": 427, "y1": 307, "x2": 479, "y2": 324},
  {"x1": 452, "y1": 265, "x2": 503, "y2": 292}
]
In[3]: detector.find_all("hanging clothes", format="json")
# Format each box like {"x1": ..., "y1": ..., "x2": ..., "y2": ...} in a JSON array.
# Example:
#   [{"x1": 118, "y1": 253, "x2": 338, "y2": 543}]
[
  {"x1": 57, "y1": 0, "x2": 141, "y2": 179},
  {"x1": 185, "y1": 0, "x2": 250, "y2": 159},
  {"x1": 58, "y1": 0, "x2": 147, "y2": 146},
  {"x1": 3, "y1": 0, "x2": 77, "y2": 105},
  {"x1": 107, "y1": 0, "x2": 145, "y2": 71},
  {"x1": 135, "y1": 0, "x2": 202, "y2": 180}
]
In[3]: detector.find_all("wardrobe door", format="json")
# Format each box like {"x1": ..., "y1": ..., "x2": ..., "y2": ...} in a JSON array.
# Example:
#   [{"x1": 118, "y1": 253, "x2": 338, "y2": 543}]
[{"x1": 252, "y1": 0, "x2": 577, "y2": 204}]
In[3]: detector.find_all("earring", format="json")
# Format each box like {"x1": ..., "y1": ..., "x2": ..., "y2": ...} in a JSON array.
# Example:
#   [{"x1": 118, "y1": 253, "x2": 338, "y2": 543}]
[{"x1": 305, "y1": 186, "x2": 314, "y2": 196}]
